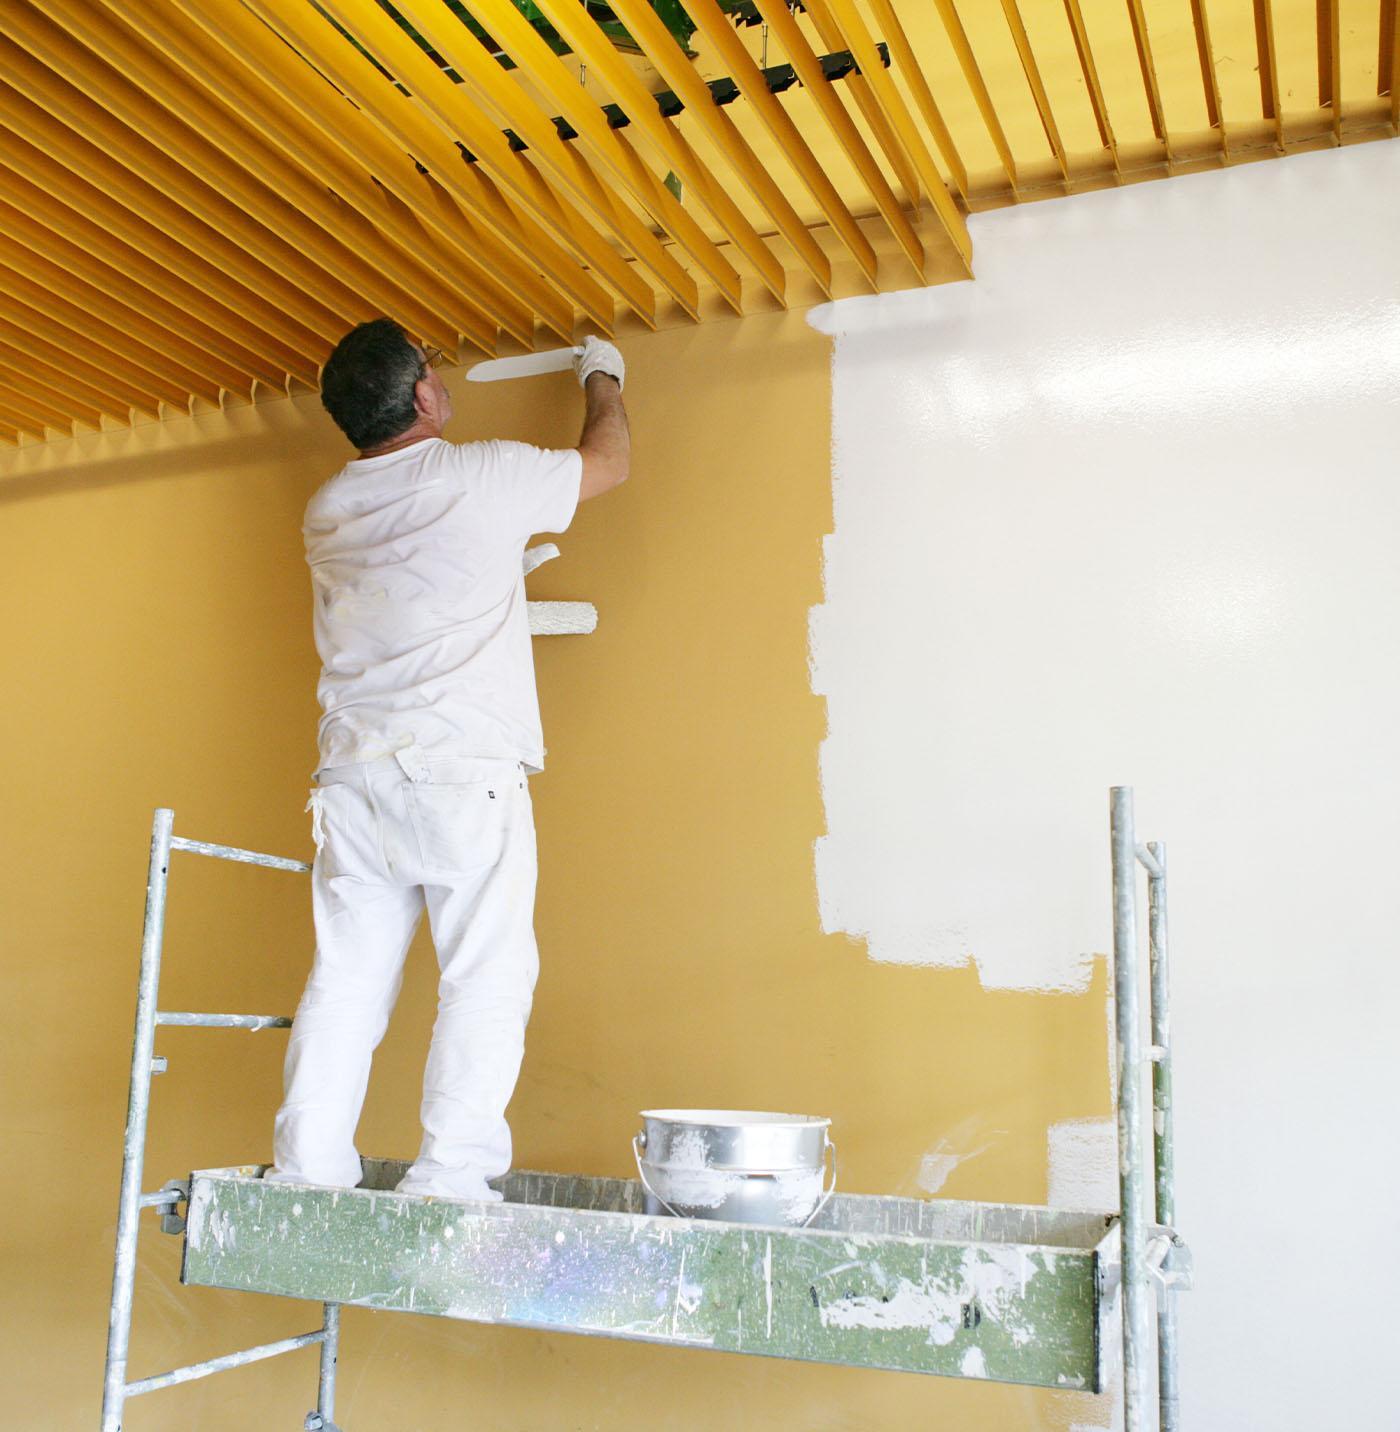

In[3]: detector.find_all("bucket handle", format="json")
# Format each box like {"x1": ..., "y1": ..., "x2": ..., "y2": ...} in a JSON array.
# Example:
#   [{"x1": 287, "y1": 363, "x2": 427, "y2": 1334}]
[
  {"x1": 632, "y1": 1133, "x2": 685, "y2": 1219},
  {"x1": 632, "y1": 1132, "x2": 839, "y2": 1227},
  {"x1": 803, "y1": 1135, "x2": 838, "y2": 1228}
]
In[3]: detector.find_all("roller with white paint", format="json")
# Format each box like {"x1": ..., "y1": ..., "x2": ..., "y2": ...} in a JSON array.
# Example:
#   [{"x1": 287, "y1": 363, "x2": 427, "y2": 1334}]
[
  {"x1": 466, "y1": 348, "x2": 582, "y2": 384},
  {"x1": 467, "y1": 335, "x2": 627, "y2": 388}
]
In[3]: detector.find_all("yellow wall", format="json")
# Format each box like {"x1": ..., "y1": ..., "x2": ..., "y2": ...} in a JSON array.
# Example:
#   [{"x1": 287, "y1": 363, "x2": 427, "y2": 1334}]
[{"x1": 0, "y1": 309, "x2": 1109, "y2": 1429}]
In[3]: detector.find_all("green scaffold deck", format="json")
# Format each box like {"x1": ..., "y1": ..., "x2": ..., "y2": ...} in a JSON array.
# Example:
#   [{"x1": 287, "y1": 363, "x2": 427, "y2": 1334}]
[{"x1": 182, "y1": 1159, "x2": 1121, "y2": 1390}]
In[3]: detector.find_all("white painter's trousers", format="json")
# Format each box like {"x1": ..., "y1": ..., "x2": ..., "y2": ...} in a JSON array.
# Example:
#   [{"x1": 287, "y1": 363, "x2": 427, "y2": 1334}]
[{"x1": 268, "y1": 748, "x2": 538, "y2": 1200}]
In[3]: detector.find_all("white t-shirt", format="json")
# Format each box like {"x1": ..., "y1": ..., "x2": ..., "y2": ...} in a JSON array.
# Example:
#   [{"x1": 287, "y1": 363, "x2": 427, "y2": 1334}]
[{"x1": 304, "y1": 436, "x2": 582, "y2": 773}]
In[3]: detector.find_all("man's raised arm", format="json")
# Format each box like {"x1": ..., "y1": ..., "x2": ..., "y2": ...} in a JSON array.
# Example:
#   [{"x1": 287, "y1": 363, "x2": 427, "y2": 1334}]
[{"x1": 573, "y1": 337, "x2": 629, "y2": 502}]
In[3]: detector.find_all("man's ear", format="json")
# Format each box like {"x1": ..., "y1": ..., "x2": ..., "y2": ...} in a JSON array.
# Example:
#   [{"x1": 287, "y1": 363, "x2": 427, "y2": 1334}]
[{"x1": 413, "y1": 376, "x2": 434, "y2": 417}]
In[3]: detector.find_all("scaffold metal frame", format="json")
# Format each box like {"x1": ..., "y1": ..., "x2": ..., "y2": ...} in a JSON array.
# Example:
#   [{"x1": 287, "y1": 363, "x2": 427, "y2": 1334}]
[{"x1": 101, "y1": 788, "x2": 1186, "y2": 1428}]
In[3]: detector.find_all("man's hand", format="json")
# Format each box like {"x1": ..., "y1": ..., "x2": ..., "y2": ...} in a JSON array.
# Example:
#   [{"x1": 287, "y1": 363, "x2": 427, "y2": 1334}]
[{"x1": 573, "y1": 335, "x2": 625, "y2": 392}]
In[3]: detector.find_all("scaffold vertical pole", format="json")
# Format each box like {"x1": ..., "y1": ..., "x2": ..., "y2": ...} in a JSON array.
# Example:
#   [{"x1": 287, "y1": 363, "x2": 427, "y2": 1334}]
[
  {"x1": 1110, "y1": 788, "x2": 1150, "y2": 1431},
  {"x1": 316, "y1": 1302, "x2": 341, "y2": 1428},
  {"x1": 1147, "y1": 840, "x2": 1180, "y2": 1430},
  {"x1": 102, "y1": 807, "x2": 175, "y2": 1432}
]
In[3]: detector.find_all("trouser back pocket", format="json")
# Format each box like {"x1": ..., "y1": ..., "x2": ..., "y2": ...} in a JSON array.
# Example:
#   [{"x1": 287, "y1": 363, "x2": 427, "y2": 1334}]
[{"x1": 404, "y1": 780, "x2": 512, "y2": 876}]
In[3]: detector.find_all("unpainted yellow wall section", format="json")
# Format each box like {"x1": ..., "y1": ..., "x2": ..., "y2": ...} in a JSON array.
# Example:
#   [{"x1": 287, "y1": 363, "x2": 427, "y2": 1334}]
[{"x1": 0, "y1": 311, "x2": 1108, "y2": 1429}]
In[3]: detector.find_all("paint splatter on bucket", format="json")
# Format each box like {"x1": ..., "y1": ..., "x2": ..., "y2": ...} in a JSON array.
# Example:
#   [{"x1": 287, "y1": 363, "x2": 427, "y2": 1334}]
[{"x1": 633, "y1": 1109, "x2": 836, "y2": 1227}]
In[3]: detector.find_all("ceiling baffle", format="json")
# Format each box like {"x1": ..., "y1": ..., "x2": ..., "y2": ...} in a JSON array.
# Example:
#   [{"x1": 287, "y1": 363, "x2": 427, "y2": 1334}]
[{"x1": 0, "y1": 0, "x2": 1394, "y2": 444}]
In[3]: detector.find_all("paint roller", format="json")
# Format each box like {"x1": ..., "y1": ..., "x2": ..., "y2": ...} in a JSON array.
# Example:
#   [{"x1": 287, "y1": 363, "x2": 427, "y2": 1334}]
[
  {"x1": 466, "y1": 347, "x2": 584, "y2": 384},
  {"x1": 466, "y1": 337, "x2": 625, "y2": 389}
]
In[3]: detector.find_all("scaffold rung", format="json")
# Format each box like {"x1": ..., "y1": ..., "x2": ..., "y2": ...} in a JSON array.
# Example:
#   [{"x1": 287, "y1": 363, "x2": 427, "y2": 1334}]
[
  {"x1": 156, "y1": 1011, "x2": 292, "y2": 1029},
  {"x1": 170, "y1": 834, "x2": 310, "y2": 873},
  {"x1": 125, "y1": 1330, "x2": 328, "y2": 1398}
]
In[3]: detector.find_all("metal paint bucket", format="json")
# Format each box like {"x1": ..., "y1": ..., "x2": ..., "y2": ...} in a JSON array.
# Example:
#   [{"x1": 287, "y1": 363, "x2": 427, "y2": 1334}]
[{"x1": 633, "y1": 1109, "x2": 837, "y2": 1227}]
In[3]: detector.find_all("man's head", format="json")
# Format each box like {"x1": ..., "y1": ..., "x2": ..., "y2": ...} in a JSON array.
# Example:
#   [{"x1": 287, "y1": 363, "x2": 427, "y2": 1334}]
[{"x1": 319, "y1": 318, "x2": 452, "y2": 453}]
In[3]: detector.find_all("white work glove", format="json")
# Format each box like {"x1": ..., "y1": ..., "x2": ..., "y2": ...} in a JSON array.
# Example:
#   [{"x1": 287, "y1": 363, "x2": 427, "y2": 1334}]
[{"x1": 573, "y1": 335, "x2": 624, "y2": 392}]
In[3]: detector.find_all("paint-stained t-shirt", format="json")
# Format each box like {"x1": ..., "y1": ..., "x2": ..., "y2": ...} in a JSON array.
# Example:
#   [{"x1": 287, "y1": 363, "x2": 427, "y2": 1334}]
[{"x1": 304, "y1": 436, "x2": 582, "y2": 774}]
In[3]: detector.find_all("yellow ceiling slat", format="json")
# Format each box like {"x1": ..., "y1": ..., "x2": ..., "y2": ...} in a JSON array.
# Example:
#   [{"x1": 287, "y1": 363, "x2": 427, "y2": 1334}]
[
  {"x1": 0, "y1": 188, "x2": 284, "y2": 391},
  {"x1": 0, "y1": 0, "x2": 1388, "y2": 446},
  {"x1": 373, "y1": 185, "x2": 529, "y2": 347},
  {"x1": 164, "y1": 3, "x2": 588, "y2": 347},
  {"x1": 1317, "y1": 0, "x2": 1341, "y2": 143},
  {"x1": 751, "y1": 0, "x2": 924, "y2": 276},
  {"x1": 361, "y1": 0, "x2": 688, "y2": 321},
  {"x1": 524, "y1": 0, "x2": 788, "y2": 304},
  {"x1": 387, "y1": 0, "x2": 699, "y2": 318},
  {"x1": 157, "y1": 0, "x2": 547, "y2": 349},
  {"x1": 1186, "y1": 0, "x2": 1223, "y2": 137},
  {"x1": 682, "y1": 0, "x2": 879, "y2": 285},
  {"x1": 0, "y1": 327, "x2": 165, "y2": 418},
  {"x1": 315, "y1": 0, "x2": 656, "y2": 327},
  {"x1": 279, "y1": 0, "x2": 643, "y2": 330},
  {"x1": 416, "y1": 169, "x2": 588, "y2": 344},
  {"x1": 18, "y1": 340, "x2": 168, "y2": 419},
  {"x1": 0, "y1": 333, "x2": 158, "y2": 421},
  {"x1": 8, "y1": 1, "x2": 478, "y2": 357},
  {"x1": 552, "y1": 149, "x2": 699, "y2": 316},
  {"x1": 239, "y1": 0, "x2": 620, "y2": 338},
  {"x1": 931, "y1": 0, "x2": 1019, "y2": 188},
  {"x1": 798, "y1": 1, "x2": 921, "y2": 206},
  {"x1": 0, "y1": 205, "x2": 244, "y2": 400},
  {"x1": 0, "y1": 359, "x2": 102, "y2": 429},
  {"x1": 628, "y1": 115, "x2": 767, "y2": 288},
  {"x1": 0, "y1": 80, "x2": 334, "y2": 365},
  {"x1": 0, "y1": 409, "x2": 43, "y2": 441},
  {"x1": 0, "y1": 88, "x2": 323, "y2": 379},
  {"x1": 0, "y1": 391, "x2": 82, "y2": 438},
  {"x1": 804, "y1": 0, "x2": 972, "y2": 269},
  {"x1": 0, "y1": 35, "x2": 349, "y2": 352},
  {"x1": 604, "y1": 0, "x2": 832, "y2": 294},
  {"x1": 607, "y1": 125, "x2": 747, "y2": 306},
  {"x1": 863, "y1": 0, "x2": 970, "y2": 199},
  {"x1": 0, "y1": 285, "x2": 212, "y2": 408},
  {"x1": 0, "y1": 397, "x2": 65, "y2": 441},
  {"x1": 603, "y1": 0, "x2": 831, "y2": 295},
  {"x1": 1381, "y1": 1, "x2": 1397, "y2": 106},
  {"x1": 997, "y1": 0, "x2": 1068, "y2": 180},
  {"x1": 1122, "y1": 0, "x2": 1169, "y2": 153},
  {"x1": 463, "y1": 0, "x2": 743, "y2": 314},
  {"x1": 0, "y1": 256, "x2": 237, "y2": 404},
  {"x1": 37, "y1": 0, "x2": 499, "y2": 358},
  {"x1": 1061, "y1": 0, "x2": 1118, "y2": 161},
  {"x1": 1317, "y1": 0, "x2": 1334, "y2": 106},
  {"x1": 1390, "y1": 1, "x2": 1400, "y2": 126},
  {"x1": 1253, "y1": 0, "x2": 1286, "y2": 150},
  {"x1": 0, "y1": 413, "x2": 54, "y2": 443},
  {"x1": 498, "y1": 146, "x2": 669, "y2": 321}
]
